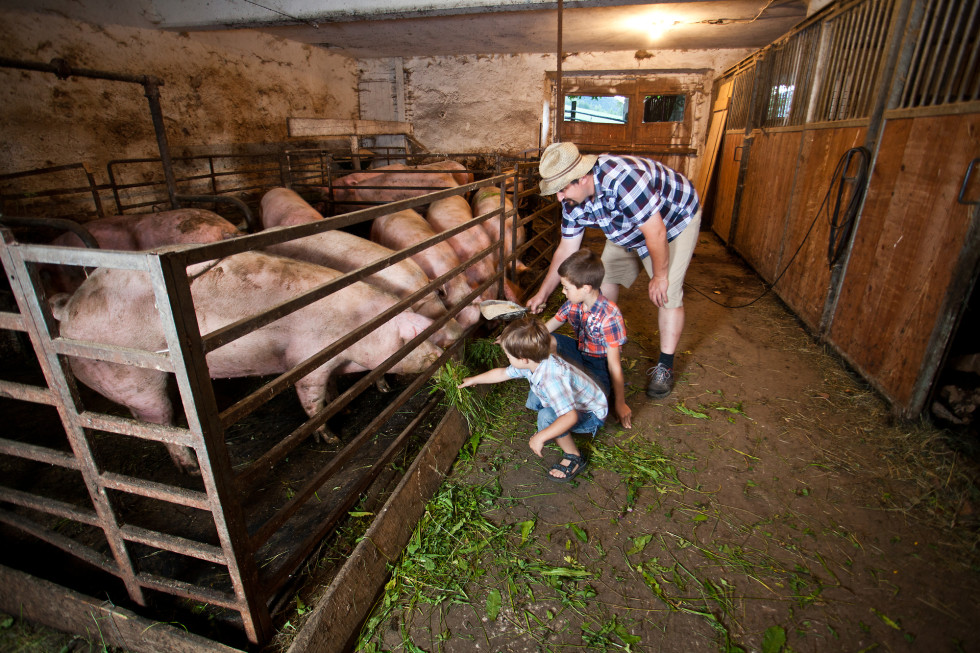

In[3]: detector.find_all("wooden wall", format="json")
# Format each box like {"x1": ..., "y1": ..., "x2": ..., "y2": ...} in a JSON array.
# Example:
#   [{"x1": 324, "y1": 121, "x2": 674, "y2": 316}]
[
  {"x1": 828, "y1": 113, "x2": 980, "y2": 409},
  {"x1": 709, "y1": 0, "x2": 980, "y2": 417}
]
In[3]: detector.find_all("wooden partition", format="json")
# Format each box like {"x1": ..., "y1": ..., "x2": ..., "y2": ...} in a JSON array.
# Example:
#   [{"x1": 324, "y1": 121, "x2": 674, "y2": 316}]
[
  {"x1": 828, "y1": 112, "x2": 980, "y2": 412},
  {"x1": 775, "y1": 125, "x2": 868, "y2": 330},
  {"x1": 731, "y1": 129, "x2": 804, "y2": 282}
]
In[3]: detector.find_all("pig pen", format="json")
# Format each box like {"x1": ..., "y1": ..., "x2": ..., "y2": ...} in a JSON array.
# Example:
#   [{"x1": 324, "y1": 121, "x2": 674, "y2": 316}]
[{"x1": 0, "y1": 151, "x2": 556, "y2": 650}]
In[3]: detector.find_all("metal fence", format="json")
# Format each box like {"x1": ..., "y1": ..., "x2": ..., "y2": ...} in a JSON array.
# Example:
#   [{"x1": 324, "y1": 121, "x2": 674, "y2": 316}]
[{"x1": 0, "y1": 157, "x2": 552, "y2": 646}]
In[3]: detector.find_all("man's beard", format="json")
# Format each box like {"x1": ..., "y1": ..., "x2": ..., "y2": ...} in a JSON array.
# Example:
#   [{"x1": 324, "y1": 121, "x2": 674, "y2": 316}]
[{"x1": 561, "y1": 199, "x2": 579, "y2": 210}]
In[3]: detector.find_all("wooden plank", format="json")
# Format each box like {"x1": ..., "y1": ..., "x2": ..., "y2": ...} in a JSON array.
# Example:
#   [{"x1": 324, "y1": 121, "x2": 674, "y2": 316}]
[
  {"x1": 694, "y1": 79, "x2": 732, "y2": 203},
  {"x1": 287, "y1": 407, "x2": 469, "y2": 653},
  {"x1": 829, "y1": 113, "x2": 980, "y2": 409},
  {"x1": 732, "y1": 130, "x2": 804, "y2": 281},
  {"x1": 0, "y1": 564, "x2": 243, "y2": 653},
  {"x1": 287, "y1": 118, "x2": 413, "y2": 138},
  {"x1": 710, "y1": 132, "x2": 744, "y2": 243},
  {"x1": 774, "y1": 126, "x2": 868, "y2": 330}
]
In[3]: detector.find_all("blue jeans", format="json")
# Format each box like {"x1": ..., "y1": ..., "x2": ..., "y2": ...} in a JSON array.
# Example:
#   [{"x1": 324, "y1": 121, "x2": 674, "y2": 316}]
[
  {"x1": 525, "y1": 389, "x2": 604, "y2": 437},
  {"x1": 554, "y1": 333, "x2": 611, "y2": 397}
]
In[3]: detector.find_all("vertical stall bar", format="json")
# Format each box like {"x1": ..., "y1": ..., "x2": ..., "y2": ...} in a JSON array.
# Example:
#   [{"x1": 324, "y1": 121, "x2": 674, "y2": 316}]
[{"x1": 146, "y1": 252, "x2": 271, "y2": 644}]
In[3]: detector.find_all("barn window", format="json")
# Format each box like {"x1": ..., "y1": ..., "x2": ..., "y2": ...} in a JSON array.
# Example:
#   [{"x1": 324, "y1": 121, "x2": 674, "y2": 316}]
[
  {"x1": 563, "y1": 95, "x2": 629, "y2": 124},
  {"x1": 642, "y1": 94, "x2": 686, "y2": 122}
]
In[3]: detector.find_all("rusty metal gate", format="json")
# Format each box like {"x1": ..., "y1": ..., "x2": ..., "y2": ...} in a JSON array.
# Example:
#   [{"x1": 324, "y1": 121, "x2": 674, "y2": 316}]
[{"x1": 0, "y1": 153, "x2": 554, "y2": 647}]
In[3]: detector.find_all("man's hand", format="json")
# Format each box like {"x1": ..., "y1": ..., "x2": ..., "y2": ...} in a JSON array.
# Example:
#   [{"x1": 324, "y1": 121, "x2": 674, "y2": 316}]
[
  {"x1": 648, "y1": 276, "x2": 669, "y2": 307},
  {"x1": 526, "y1": 292, "x2": 548, "y2": 314}
]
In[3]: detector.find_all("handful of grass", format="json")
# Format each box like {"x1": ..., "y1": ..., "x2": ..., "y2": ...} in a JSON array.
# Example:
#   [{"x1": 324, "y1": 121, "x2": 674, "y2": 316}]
[{"x1": 430, "y1": 360, "x2": 495, "y2": 429}]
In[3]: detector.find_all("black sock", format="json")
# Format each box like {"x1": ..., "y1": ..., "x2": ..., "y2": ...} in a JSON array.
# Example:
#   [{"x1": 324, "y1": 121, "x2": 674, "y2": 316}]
[{"x1": 658, "y1": 352, "x2": 674, "y2": 369}]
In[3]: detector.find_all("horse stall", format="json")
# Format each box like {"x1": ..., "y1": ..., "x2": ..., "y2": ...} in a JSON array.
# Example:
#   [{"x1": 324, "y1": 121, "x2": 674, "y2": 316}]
[{"x1": 0, "y1": 57, "x2": 556, "y2": 651}]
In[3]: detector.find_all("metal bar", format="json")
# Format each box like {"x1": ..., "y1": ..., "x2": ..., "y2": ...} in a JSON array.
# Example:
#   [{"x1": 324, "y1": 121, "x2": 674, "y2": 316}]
[
  {"x1": 0, "y1": 215, "x2": 100, "y2": 249},
  {"x1": 11, "y1": 242, "x2": 148, "y2": 269},
  {"x1": 51, "y1": 338, "x2": 174, "y2": 372},
  {"x1": 0, "y1": 486, "x2": 100, "y2": 526},
  {"x1": 921, "y1": 0, "x2": 955, "y2": 107},
  {"x1": 75, "y1": 411, "x2": 195, "y2": 446},
  {"x1": 175, "y1": 193, "x2": 258, "y2": 233},
  {"x1": 142, "y1": 80, "x2": 178, "y2": 210},
  {"x1": 136, "y1": 573, "x2": 241, "y2": 611},
  {"x1": 100, "y1": 472, "x2": 211, "y2": 510},
  {"x1": 147, "y1": 253, "x2": 270, "y2": 644},
  {"x1": 120, "y1": 524, "x2": 226, "y2": 565},
  {"x1": 945, "y1": 0, "x2": 979, "y2": 104},
  {"x1": 0, "y1": 379, "x2": 55, "y2": 405},
  {"x1": 0, "y1": 509, "x2": 118, "y2": 575},
  {"x1": 852, "y1": 0, "x2": 880, "y2": 117},
  {"x1": 0, "y1": 437, "x2": 78, "y2": 469}
]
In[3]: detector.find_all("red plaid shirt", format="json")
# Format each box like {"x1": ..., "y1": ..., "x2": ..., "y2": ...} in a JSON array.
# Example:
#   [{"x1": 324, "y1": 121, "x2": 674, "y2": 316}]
[{"x1": 554, "y1": 294, "x2": 626, "y2": 356}]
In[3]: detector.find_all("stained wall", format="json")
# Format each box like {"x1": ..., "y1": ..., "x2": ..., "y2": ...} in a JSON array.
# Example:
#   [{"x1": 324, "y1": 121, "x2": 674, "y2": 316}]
[{"x1": 0, "y1": 9, "x2": 358, "y2": 177}]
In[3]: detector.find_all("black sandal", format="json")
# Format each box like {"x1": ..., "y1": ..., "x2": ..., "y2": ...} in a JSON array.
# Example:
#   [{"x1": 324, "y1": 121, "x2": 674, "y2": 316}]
[{"x1": 548, "y1": 453, "x2": 587, "y2": 483}]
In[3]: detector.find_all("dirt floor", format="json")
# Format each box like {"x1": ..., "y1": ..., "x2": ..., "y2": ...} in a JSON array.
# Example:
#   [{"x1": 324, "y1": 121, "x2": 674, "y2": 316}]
[
  {"x1": 352, "y1": 229, "x2": 980, "y2": 653},
  {"x1": 3, "y1": 229, "x2": 979, "y2": 653}
]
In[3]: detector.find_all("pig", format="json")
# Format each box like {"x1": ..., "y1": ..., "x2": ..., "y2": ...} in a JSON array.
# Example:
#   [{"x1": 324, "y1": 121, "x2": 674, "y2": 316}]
[
  {"x1": 416, "y1": 160, "x2": 474, "y2": 186},
  {"x1": 426, "y1": 195, "x2": 522, "y2": 303},
  {"x1": 328, "y1": 164, "x2": 459, "y2": 210},
  {"x1": 51, "y1": 251, "x2": 442, "y2": 473},
  {"x1": 258, "y1": 188, "x2": 461, "y2": 345},
  {"x1": 471, "y1": 187, "x2": 528, "y2": 273},
  {"x1": 370, "y1": 209, "x2": 482, "y2": 328},
  {"x1": 41, "y1": 208, "x2": 243, "y2": 293}
]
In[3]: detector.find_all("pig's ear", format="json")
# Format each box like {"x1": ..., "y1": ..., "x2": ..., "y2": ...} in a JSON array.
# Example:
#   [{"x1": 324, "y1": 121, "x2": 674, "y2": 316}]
[
  {"x1": 48, "y1": 293, "x2": 72, "y2": 321},
  {"x1": 396, "y1": 312, "x2": 433, "y2": 341}
]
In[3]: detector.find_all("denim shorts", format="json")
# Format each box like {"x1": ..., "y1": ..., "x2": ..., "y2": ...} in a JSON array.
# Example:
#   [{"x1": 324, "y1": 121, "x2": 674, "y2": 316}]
[
  {"x1": 526, "y1": 390, "x2": 604, "y2": 437},
  {"x1": 554, "y1": 333, "x2": 611, "y2": 397}
]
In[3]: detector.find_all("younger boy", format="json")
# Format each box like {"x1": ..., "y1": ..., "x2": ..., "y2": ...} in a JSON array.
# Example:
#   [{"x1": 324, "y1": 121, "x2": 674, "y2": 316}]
[
  {"x1": 546, "y1": 248, "x2": 632, "y2": 428},
  {"x1": 458, "y1": 316, "x2": 607, "y2": 482}
]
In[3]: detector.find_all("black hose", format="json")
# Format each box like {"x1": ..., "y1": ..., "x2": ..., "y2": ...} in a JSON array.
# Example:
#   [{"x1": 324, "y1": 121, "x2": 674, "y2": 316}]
[{"x1": 688, "y1": 146, "x2": 871, "y2": 309}]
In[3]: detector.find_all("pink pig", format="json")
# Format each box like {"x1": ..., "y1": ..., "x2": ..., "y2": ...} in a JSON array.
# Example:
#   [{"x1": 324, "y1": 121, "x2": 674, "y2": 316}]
[
  {"x1": 371, "y1": 209, "x2": 482, "y2": 328},
  {"x1": 51, "y1": 251, "x2": 442, "y2": 473}
]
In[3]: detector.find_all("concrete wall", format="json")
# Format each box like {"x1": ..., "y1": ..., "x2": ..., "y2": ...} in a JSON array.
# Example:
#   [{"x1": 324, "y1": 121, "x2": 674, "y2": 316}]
[
  {"x1": 0, "y1": 9, "x2": 358, "y2": 177},
  {"x1": 369, "y1": 48, "x2": 754, "y2": 167}
]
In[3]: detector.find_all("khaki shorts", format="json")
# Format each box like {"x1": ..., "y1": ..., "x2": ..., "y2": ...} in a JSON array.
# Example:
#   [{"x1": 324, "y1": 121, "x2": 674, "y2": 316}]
[{"x1": 600, "y1": 210, "x2": 701, "y2": 309}]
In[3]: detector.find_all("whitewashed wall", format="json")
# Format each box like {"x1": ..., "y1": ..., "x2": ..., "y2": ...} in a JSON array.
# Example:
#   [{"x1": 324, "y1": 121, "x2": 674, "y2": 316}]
[
  {"x1": 361, "y1": 48, "x2": 754, "y2": 175},
  {"x1": 0, "y1": 9, "x2": 358, "y2": 177}
]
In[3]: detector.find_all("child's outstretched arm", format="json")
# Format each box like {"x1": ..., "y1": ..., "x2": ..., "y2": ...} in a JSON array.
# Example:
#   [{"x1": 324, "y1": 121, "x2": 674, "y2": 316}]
[
  {"x1": 458, "y1": 367, "x2": 511, "y2": 388},
  {"x1": 606, "y1": 346, "x2": 632, "y2": 428}
]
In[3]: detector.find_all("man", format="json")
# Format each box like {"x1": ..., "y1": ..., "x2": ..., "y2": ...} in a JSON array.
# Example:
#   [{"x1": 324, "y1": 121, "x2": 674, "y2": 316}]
[{"x1": 526, "y1": 142, "x2": 701, "y2": 399}]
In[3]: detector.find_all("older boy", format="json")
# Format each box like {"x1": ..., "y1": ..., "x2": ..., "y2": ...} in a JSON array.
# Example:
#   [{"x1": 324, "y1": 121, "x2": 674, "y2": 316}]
[
  {"x1": 458, "y1": 316, "x2": 607, "y2": 482},
  {"x1": 546, "y1": 248, "x2": 631, "y2": 428}
]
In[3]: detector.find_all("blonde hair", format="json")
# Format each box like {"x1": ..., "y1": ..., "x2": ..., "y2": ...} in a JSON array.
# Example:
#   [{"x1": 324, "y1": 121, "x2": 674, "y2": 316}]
[{"x1": 500, "y1": 316, "x2": 551, "y2": 362}]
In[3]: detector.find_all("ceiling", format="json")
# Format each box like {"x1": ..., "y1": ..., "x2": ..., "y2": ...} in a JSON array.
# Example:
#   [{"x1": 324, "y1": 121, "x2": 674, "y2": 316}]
[{"x1": 2, "y1": 0, "x2": 822, "y2": 59}]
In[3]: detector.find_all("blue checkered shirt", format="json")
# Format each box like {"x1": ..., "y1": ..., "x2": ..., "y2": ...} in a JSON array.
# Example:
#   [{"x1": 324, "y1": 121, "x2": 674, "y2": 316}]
[
  {"x1": 506, "y1": 354, "x2": 608, "y2": 420},
  {"x1": 560, "y1": 154, "x2": 700, "y2": 257}
]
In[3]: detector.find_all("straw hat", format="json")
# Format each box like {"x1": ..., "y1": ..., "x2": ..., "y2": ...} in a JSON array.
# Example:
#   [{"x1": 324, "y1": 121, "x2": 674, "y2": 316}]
[{"x1": 538, "y1": 142, "x2": 598, "y2": 196}]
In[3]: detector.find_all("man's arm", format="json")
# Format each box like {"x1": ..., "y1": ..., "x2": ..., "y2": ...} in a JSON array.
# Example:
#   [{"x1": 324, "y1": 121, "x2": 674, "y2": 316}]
[
  {"x1": 638, "y1": 215, "x2": 670, "y2": 307},
  {"x1": 526, "y1": 233, "x2": 584, "y2": 313},
  {"x1": 605, "y1": 345, "x2": 632, "y2": 428}
]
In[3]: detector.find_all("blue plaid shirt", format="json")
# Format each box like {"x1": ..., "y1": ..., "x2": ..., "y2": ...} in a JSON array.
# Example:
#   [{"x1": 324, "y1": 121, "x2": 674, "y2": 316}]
[
  {"x1": 560, "y1": 154, "x2": 700, "y2": 257},
  {"x1": 506, "y1": 354, "x2": 608, "y2": 420}
]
